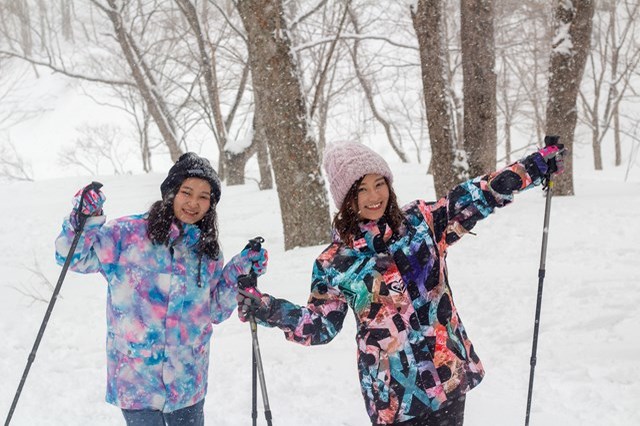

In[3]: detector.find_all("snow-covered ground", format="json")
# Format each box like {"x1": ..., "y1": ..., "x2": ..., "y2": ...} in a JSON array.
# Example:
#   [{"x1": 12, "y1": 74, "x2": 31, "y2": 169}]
[{"x1": 0, "y1": 157, "x2": 638, "y2": 425}]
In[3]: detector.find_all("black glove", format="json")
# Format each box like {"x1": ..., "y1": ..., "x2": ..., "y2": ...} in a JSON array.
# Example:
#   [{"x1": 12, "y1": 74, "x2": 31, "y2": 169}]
[{"x1": 236, "y1": 285, "x2": 266, "y2": 322}]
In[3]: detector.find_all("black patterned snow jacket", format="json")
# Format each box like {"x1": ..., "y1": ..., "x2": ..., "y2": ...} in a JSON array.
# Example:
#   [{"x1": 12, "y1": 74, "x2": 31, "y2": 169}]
[{"x1": 253, "y1": 161, "x2": 540, "y2": 424}]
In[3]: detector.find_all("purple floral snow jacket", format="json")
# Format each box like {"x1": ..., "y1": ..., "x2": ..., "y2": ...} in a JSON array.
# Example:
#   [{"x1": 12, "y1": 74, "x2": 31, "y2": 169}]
[{"x1": 55, "y1": 213, "x2": 247, "y2": 412}]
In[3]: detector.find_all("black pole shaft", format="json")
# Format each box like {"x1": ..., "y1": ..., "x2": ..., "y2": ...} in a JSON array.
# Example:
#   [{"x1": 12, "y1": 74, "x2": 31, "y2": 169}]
[
  {"x1": 252, "y1": 344, "x2": 257, "y2": 426},
  {"x1": 4, "y1": 215, "x2": 88, "y2": 426},
  {"x1": 249, "y1": 314, "x2": 272, "y2": 426},
  {"x1": 525, "y1": 178, "x2": 554, "y2": 426}
]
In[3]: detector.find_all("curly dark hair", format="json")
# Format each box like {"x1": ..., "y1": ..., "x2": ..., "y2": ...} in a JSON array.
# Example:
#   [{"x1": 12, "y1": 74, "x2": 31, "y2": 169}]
[
  {"x1": 147, "y1": 188, "x2": 220, "y2": 260},
  {"x1": 332, "y1": 176, "x2": 404, "y2": 246}
]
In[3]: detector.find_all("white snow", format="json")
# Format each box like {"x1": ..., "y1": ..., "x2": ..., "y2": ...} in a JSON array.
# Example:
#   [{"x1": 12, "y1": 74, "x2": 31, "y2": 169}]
[{"x1": 0, "y1": 156, "x2": 638, "y2": 425}]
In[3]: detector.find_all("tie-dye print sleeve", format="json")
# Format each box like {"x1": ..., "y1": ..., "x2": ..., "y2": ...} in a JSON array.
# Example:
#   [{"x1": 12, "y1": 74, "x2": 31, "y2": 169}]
[
  {"x1": 420, "y1": 161, "x2": 537, "y2": 248},
  {"x1": 55, "y1": 214, "x2": 119, "y2": 275},
  {"x1": 255, "y1": 259, "x2": 349, "y2": 346},
  {"x1": 210, "y1": 254, "x2": 239, "y2": 324}
]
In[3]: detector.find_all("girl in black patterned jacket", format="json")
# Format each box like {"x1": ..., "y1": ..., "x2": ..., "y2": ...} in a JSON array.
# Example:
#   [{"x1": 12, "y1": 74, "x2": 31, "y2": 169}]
[{"x1": 238, "y1": 141, "x2": 564, "y2": 426}]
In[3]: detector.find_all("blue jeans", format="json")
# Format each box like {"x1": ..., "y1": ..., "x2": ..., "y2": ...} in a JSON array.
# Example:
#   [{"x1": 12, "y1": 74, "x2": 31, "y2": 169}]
[{"x1": 121, "y1": 400, "x2": 205, "y2": 426}]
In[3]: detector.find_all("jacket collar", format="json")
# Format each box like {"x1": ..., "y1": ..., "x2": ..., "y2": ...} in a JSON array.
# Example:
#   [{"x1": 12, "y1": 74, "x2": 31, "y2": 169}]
[
  {"x1": 352, "y1": 217, "x2": 394, "y2": 254},
  {"x1": 168, "y1": 221, "x2": 202, "y2": 249}
]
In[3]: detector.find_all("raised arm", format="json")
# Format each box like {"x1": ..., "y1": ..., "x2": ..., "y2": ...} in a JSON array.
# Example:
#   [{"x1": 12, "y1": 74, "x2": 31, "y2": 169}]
[{"x1": 421, "y1": 146, "x2": 564, "y2": 249}]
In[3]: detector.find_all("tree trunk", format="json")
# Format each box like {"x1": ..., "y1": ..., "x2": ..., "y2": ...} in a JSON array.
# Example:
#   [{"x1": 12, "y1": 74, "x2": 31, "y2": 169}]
[
  {"x1": 10, "y1": 0, "x2": 33, "y2": 55},
  {"x1": 461, "y1": 0, "x2": 497, "y2": 176},
  {"x1": 237, "y1": 0, "x2": 331, "y2": 250},
  {"x1": 348, "y1": 8, "x2": 408, "y2": 163},
  {"x1": 412, "y1": 0, "x2": 458, "y2": 198},
  {"x1": 546, "y1": 0, "x2": 594, "y2": 195},
  {"x1": 609, "y1": 4, "x2": 621, "y2": 167},
  {"x1": 225, "y1": 151, "x2": 248, "y2": 185},
  {"x1": 613, "y1": 100, "x2": 621, "y2": 166},
  {"x1": 61, "y1": 0, "x2": 74, "y2": 41},
  {"x1": 253, "y1": 110, "x2": 274, "y2": 190},
  {"x1": 592, "y1": 127, "x2": 602, "y2": 170},
  {"x1": 141, "y1": 108, "x2": 151, "y2": 172}
]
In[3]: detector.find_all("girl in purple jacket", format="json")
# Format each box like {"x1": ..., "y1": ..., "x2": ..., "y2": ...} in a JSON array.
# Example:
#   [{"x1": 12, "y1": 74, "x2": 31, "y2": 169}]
[
  {"x1": 237, "y1": 142, "x2": 564, "y2": 426},
  {"x1": 56, "y1": 153, "x2": 267, "y2": 426}
]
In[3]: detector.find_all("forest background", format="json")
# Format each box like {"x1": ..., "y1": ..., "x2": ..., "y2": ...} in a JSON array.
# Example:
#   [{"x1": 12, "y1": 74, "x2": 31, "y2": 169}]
[
  {"x1": 1, "y1": 0, "x2": 639, "y2": 250},
  {"x1": 1, "y1": 1, "x2": 639, "y2": 425}
]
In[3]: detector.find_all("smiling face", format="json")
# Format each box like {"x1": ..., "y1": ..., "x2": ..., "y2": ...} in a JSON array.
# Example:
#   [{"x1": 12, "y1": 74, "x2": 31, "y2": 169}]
[
  {"x1": 172, "y1": 177, "x2": 212, "y2": 224},
  {"x1": 356, "y1": 174, "x2": 389, "y2": 221}
]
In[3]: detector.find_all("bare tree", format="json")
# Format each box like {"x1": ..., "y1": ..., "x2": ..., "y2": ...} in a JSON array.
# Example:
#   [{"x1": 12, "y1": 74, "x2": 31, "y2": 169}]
[
  {"x1": 0, "y1": 142, "x2": 34, "y2": 181},
  {"x1": 89, "y1": 0, "x2": 183, "y2": 162},
  {"x1": 237, "y1": 0, "x2": 331, "y2": 250},
  {"x1": 412, "y1": 0, "x2": 459, "y2": 197},
  {"x1": 494, "y1": 1, "x2": 552, "y2": 164},
  {"x1": 346, "y1": 5, "x2": 408, "y2": 163},
  {"x1": 442, "y1": 3, "x2": 465, "y2": 154},
  {"x1": 58, "y1": 124, "x2": 131, "y2": 175},
  {"x1": 177, "y1": 0, "x2": 274, "y2": 186},
  {"x1": 546, "y1": 0, "x2": 595, "y2": 195},
  {"x1": 6, "y1": 0, "x2": 33, "y2": 55},
  {"x1": 60, "y1": 0, "x2": 74, "y2": 41},
  {"x1": 579, "y1": 0, "x2": 640, "y2": 170},
  {"x1": 289, "y1": 1, "x2": 356, "y2": 155},
  {"x1": 10, "y1": 257, "x2": 59, "y2": 305},
  {"x1": 175, "y1": 0, "x2": 230, "y2": 170},
  {"x1": 82, "y1": 85, "x2": 159, "y2": 173},
  {"x1": 251, "y1": 109, "x2": 274, "y2": 190},
  {"x1": 461, "y1": 0, "x2": 497, "y2": 176}
]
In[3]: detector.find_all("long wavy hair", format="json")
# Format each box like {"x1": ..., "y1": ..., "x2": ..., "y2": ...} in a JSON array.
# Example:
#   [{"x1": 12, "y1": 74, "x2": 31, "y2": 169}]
[
  {"x1": 147, "y1": 187, "x2": 220, "y2": 260},
  {"x1": 332, "y1": 176, "x2": 404, "y2": 246}
]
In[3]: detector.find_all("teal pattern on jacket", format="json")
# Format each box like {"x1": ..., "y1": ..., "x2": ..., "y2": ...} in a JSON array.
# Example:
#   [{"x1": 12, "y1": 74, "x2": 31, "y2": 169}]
[{"x1": 253, "y1": 161, "x2": 537, "y2": 424}]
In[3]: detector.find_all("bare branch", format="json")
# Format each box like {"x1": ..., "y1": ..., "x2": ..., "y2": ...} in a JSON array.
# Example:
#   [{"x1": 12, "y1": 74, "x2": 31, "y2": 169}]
[
  {"x1": 0, "y1": 142, "x2": 34, "y2": 181},
  {"x1": 290, "y1": 0, "x2": 329, "y2": 30},
  {"x1": 294, "y1": 33, "x2": 418, "y2": 53},
  {"x1": 309, "y1": 0, "x2": 350, "y2": 120},
  {"x1": 0, "y1": 49, "x2": 136, "y2": 87},
  {"x1": 10, "y1": 257, "x2": 60, "y2": 306}
]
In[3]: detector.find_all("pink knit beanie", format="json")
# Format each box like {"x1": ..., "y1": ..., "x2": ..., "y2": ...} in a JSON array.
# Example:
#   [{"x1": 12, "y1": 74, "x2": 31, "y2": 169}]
[{"x1": 322, "y1": 142, "x2": 394, "y2": 208}]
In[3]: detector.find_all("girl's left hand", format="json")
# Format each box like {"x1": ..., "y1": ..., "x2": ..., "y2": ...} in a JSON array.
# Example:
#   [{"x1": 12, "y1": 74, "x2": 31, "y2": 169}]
[{"x1": 241, "y1": 247, "x2": 268, "y2": 276}]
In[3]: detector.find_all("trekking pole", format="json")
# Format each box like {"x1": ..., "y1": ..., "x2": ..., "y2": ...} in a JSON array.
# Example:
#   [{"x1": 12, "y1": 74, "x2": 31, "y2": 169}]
[
  {"x1": 238, "y1": 237, "x2": 273, "y2": 426},
  {"x1": 4, "y1": 181, "x2": 103, "y2": 426},
  {"x1": 252, "y1": 349, "x2": 258, "y2": 426},
  {"x1": 525, "y1": 137, "x2": 561, "y2": 426}
]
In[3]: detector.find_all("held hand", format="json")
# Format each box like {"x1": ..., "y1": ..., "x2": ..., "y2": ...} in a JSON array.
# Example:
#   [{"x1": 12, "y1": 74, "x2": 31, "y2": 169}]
[
  {"x1": 70, "y1": 185, "x2": 106, "y2": 229},
  {"x1": 236, "y1": 286, "x2": 265, "y2": 322}
]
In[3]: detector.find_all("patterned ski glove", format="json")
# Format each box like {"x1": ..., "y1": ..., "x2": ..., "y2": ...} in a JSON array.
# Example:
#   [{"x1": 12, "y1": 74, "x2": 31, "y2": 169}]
[
  {"x1": 239, "y1": 245, "x2": 269, "y2": 276},
  {"x1": 521, "y1": 144, "x2": 566, "y2": 184},
  {"x1": 236, "y1": 287, "x2": 262, "y2": 322},
  {"x1": 70, "y1": 185, "x2": 106, "y2": 230},
  {"x1": 236, "y1": 284, "x2": 271, "y2": 322}
]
